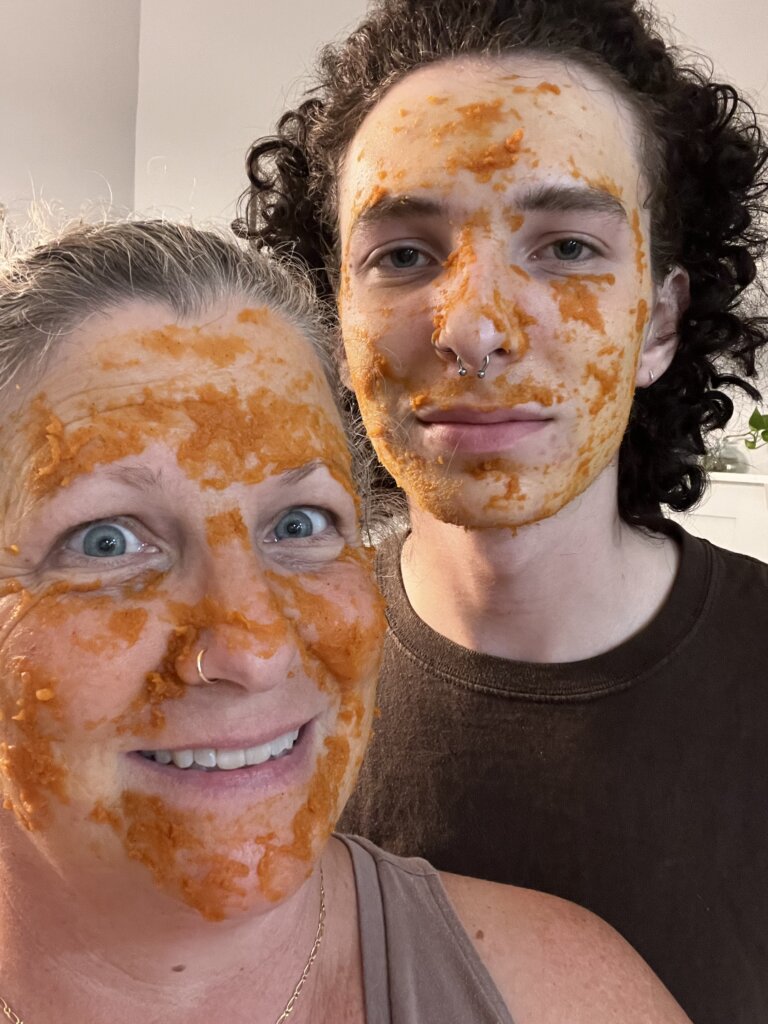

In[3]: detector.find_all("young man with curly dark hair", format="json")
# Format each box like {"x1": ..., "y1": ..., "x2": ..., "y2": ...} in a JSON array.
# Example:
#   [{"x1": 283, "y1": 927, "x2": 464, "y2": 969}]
[{"x1": 237, "y1": 2, "x2": 768, "y2": 1020}]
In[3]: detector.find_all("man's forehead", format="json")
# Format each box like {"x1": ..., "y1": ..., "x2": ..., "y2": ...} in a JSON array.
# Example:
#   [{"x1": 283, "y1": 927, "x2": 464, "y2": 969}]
[{"x1": 352, "y1": 54, "x2": 639, "y2": 160}]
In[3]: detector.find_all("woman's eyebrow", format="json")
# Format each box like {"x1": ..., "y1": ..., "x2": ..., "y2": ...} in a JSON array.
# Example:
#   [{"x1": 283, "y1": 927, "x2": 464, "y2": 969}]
[
  {"x1": 277, "y1": 460, "x2": 327, "y2": 486},
  {"x1": 102, "y1": 466, "x2": 164, "y2": 491}
]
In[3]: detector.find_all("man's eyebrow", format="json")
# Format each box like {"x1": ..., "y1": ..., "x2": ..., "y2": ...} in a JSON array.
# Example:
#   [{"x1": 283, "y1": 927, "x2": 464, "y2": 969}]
[
  {"x1": 513, "y1": 183, "x2": 628, "y2": 220},
  {"x1": 102, "y1": 466, "x2": 163, "y2": 491},
  {"x1": 278, "y1": 460, "x2": 327, "y2": 486},
  {"x1": 350, "y1": 195, "x2": 446, "y2": 234}
]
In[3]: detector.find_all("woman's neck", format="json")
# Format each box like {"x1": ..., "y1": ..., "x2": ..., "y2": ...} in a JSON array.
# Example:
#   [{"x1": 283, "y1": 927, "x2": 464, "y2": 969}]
[
  {"x1": 0, "y1": 835, "x2": 363, "y2": 1024},
  {"x1": 402, "y1": 468, "x2": 679, "y2": 663}
]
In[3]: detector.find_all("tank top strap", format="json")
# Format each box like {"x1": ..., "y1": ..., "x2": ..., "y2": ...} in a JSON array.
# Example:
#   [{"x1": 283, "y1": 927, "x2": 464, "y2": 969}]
[{"x1": 337, "y1": 834, "x2": 516, "y2": 1024}]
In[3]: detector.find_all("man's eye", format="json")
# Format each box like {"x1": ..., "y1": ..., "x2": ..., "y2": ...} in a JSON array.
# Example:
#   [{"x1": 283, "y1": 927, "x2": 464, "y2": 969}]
[
  {"x1": 375, "y1": 246, "x2": 433, "y2": 271},
  {"x1": 272, "y1": 507, "x2": 331, "y2": 541},
  {"x1": 550, "y1": 239, "x2": 590, "y2": 261},
  {"x1": 388, "y1": 247, "x2": 422, "y2": 268},
  {"x1": 67, "y1": 522, "x2": 145, "y2": 558}
]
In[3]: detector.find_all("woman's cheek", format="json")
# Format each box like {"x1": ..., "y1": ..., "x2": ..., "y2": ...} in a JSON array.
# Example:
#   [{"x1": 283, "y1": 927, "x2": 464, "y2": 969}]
[
  {"x1": 267, "y1": 551, "x2": 385, "y2": 706},
  {"x1": 0, "y1": 587, "x2": 165, "y2": 830}
]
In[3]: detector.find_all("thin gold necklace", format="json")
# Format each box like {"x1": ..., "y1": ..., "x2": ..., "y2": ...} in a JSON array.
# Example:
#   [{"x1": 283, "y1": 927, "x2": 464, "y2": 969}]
[{"x1": 0, "y1": 866, "x2": 326, "y2": 1024}]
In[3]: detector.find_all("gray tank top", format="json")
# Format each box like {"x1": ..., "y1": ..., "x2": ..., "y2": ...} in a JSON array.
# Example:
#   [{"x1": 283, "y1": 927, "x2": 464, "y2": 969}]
[{"x1": 338, "y1": 834, "x2": 516, "y2": 1024}]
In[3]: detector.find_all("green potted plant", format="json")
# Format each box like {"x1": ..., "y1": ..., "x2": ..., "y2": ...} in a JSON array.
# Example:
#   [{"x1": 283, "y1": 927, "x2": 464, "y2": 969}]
[{"x1": 703, "y1": 408, "x2": 768, "y2": 472}]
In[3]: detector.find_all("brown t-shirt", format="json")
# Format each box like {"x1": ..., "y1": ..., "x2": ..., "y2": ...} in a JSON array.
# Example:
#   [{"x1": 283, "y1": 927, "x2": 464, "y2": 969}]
[{"x1": 340, "y1": 524, "x2": 768, "y2": 1024}]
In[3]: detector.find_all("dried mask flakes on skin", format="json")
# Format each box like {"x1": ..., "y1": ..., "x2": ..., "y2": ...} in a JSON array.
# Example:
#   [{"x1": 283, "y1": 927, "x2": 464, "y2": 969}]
[
  {"x1": 631, "y1": 209, "x2": 648, "y2": 278},
  {"x1": 26, "y1": 381, "x2": 351, "y2": 500},
  {"x1": 266, "y1": 550, "x2": 386, "y2": 695},
  {"x1": 429, "y1": 97, "x2": 507, "y2": 142},
  {"x1": 339, "y1": 56, "x2": 656, "y2": 528},
  {"x1": 90, "y1": 794, "x2": 251, "y2": 922},
  {"x1": 446, "y1": 128, "x2": 527, "y2": 184},
  {"x1": 549, "y1": 275, "x2": 616, "y2": 335},
  {"x1": 0, "y1": 658, "x2": 68, "y2": 830},
  {"x1": 205, "y1": 508, "x2": 250, "y2": 549}
]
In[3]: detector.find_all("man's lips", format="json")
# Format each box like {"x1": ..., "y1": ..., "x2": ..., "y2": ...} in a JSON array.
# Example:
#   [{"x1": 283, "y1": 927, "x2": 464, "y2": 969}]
[
  {"x1": 415, "y1": 406, "x2": 552, "y2": 454},
  {"x1": 416, "y1": 405, "x2": 553, "y2": 425}
]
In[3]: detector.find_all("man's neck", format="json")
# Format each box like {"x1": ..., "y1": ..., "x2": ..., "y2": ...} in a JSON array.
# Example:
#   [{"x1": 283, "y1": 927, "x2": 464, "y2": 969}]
[{"x1": 401, "y1": 468, "x2": 680, "y2": 663}]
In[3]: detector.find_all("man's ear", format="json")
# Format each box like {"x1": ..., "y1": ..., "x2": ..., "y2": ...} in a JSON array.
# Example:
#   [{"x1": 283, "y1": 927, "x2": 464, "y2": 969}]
[{"x1": 635, "y1": 266, "x2": 690, "y2": 388}]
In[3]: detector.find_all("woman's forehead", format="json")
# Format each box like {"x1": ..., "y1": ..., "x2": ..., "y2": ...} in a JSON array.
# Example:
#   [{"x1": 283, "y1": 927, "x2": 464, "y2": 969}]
[
  {"x1": 0, "y1": 299, "x2": 347, "y2": 492},
  {"x1": 12, "y1": 300, "x2": 334, "y2": 415}
]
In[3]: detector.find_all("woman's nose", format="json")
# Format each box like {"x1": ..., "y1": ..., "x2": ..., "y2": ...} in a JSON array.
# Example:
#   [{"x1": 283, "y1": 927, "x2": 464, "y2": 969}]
[
  {"x1": 174, "y1": 560, "x2": 298, "y2": 692},
  {"x1": 432, "y1": 267, "x2": 531, "y2": 377},
  {"x1": 177, "y1": 617, "x2": 296, "y2": 692}
]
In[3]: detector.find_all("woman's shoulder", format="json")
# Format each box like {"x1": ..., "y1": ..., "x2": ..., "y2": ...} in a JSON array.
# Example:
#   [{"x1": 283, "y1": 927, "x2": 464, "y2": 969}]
[{"x1": 439, "y1": 871, "x2": 691, "y2": 1024}]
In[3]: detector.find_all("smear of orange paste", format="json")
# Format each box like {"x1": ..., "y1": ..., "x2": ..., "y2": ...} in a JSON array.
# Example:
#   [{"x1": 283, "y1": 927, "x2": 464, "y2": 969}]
[
  {"x1": 90, "y1": 794, "x2": 250, "y2": 921},
  {"x1": 479, "y1": 290, "x2": 538, "y2": 357},
  {"x1": 447, "y1": 130, "x2": 527, "y2": 183},
  {"x1": 0, "y1": 658, "x2": 68, "y2": 830},
  {"x1": 27, "y1": 382, "x2": 351, "y2": 499},
  {"x1": 631, "y1": 209, "x2": 648, "y2": 278},
  {"x1": 134, "y1": 325, "x2": 250, "y2": 369},
  {"x1": 635, "y1": 298, "x2": 650, "y2": 340},
  {"x1": 205, "y1": 508, "x2": 250, "y2": 550},
  {"x1": 550, "y1": 278, "x2": 607, "y2": 334},
  {"x1": 430, "y1": 98, "x2": 507, "y2": 143}
]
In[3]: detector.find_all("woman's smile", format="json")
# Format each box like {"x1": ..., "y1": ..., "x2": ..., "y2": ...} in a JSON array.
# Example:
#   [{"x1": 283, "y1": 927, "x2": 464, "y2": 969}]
[{"x1": 128, "y1": 719, "x2": 317, "y2": 799}]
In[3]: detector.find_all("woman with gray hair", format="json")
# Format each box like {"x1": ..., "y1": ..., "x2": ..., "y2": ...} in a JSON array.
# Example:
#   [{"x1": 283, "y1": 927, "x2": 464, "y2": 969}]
[{"x1": 0, "y1": 220, "x2": 689, "y2": 1022}]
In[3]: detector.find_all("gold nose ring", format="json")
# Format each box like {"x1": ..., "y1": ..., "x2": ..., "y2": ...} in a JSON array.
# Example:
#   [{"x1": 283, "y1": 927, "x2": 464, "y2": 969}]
[{"x1": 196, "y1": 648, "x2": 215, "y2": 685}]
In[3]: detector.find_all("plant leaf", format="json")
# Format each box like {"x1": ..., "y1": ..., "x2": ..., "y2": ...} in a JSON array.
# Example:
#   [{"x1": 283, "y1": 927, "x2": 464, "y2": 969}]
[
  {"x1": 748, "y1": 408, "x2": 766, "y2": 430},
  {"x1": 745, "y1": 439, "x2": 757, "y2": 449}
]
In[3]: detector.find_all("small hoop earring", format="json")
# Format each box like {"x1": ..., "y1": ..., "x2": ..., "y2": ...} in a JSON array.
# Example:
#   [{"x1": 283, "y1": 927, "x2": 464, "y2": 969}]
[
  {"x1": 648, "y1": 369, "x2": 655, "y2": 386},
  {"x1": 195, "y1": 648, "x2": 215, "y2": 685}
]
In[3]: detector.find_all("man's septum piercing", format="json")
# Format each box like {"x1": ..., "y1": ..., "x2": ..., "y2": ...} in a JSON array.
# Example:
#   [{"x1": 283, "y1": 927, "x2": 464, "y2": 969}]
[
  {"x1": 457, "y1": 354, "x2": 491, "y2": 379},
  {"x1": 196, "y1": 648, "x2": 216, "y2": 685}
]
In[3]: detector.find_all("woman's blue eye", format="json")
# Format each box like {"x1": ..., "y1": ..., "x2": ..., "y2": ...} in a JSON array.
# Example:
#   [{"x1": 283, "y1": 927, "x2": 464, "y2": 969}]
[
  {"x1": 273, "y1": 508, "x2": 330, "y2": 540},
  {"x1": 552, "y1": 239, "x2": 587, "y2": 261},
  {"x1": 69, "y1": 523, "x2": 144, "y2": 558}
]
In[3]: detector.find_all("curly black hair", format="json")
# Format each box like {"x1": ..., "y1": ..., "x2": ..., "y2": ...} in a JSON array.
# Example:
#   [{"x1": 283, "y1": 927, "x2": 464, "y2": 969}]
[{"x1": 235, "y1": 0, "x2": 768, "y2": 527}]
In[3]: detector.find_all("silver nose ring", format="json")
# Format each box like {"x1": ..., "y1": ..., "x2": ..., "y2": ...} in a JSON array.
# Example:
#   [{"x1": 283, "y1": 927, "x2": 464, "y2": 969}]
[
  {"x1": 457, "y1": 354, "x2": 491, "y2": 379},
  {"x1": 195, "y1": 648, "x2": 216, "y2": 685}
]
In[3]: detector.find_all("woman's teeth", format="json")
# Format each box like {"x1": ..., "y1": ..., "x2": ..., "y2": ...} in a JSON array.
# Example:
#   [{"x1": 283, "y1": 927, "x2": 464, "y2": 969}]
[{"x1": 140, "y1": 728, "x2": 300, "y2": 771}]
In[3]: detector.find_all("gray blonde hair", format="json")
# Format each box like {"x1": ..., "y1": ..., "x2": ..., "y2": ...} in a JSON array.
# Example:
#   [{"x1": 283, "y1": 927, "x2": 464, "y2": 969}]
[{"x1": 0, "y1": 219, "x2": 338, "y2": 399}]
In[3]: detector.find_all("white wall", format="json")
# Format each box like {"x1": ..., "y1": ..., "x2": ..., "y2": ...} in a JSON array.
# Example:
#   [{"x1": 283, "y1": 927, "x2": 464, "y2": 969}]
[
  {"x1": 662, "y1": 0, "x2": 768, "y2": 103},
  {"x1": 133, "y1": 0, "x2": 367, "y2": 224},
  {"x1": 0, "y1": 0, "x2": 140, "y2": 226},
  {"x1": 658, "y1": 0, "x2": 768, "y2": 470}
]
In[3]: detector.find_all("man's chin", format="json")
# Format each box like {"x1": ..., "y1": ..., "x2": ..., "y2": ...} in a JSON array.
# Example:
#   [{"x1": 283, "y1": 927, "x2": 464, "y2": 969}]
[{"x1": 405, "y1": 471, "x2": 582, "y2": 532}]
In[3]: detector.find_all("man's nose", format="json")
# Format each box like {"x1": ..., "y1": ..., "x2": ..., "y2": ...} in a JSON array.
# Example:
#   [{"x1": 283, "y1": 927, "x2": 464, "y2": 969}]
[{"x1": 432, "y1": 253, "x2": 532, "y2": 378}]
